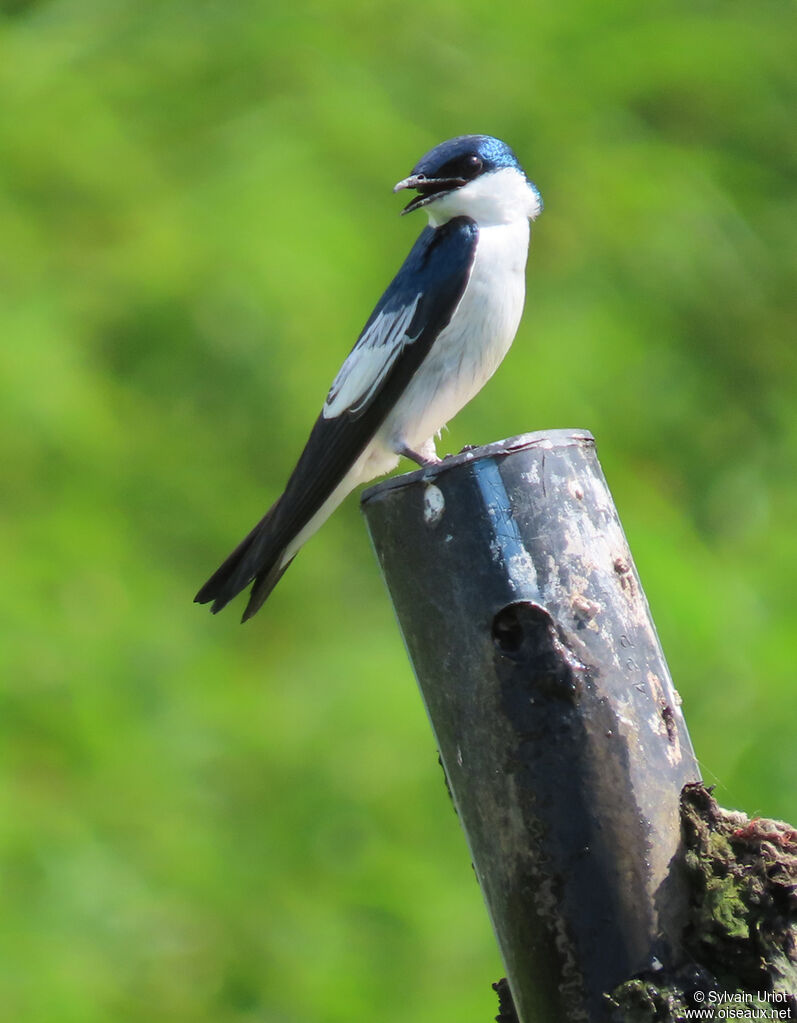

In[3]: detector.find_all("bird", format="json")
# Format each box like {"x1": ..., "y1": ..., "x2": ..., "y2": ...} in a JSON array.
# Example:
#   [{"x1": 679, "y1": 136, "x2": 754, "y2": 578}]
[{"x1": 195, "y1": 133, "x2": 543, "y2": 621}]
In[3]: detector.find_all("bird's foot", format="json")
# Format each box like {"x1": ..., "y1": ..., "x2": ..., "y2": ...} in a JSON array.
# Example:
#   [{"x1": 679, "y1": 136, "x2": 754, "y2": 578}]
[{"x1": 396, "y1": 440, "x2": 441, "y2": 468}]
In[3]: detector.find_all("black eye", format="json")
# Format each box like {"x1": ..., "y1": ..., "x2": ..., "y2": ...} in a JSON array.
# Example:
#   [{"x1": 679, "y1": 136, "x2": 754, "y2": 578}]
[{"x1": 467, "y1": 154, "x2": 483, "y2": 171}]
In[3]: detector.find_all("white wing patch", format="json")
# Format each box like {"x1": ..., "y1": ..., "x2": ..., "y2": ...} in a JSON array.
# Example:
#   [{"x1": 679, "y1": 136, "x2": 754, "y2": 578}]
[{"x1": 323, "y1": 294, "x2": 422, "y2": 418}]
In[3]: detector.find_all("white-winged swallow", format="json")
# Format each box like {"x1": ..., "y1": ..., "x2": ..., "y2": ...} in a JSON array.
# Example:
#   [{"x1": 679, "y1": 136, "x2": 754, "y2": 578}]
[{"x1": 195, "y1": 134, "x2": 543, "y2": 620}]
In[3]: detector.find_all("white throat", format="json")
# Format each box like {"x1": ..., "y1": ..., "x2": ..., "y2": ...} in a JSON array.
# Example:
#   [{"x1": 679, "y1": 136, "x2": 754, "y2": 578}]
[{"x1": 425, "y1": 166, "x2": 542, "y2": 228}]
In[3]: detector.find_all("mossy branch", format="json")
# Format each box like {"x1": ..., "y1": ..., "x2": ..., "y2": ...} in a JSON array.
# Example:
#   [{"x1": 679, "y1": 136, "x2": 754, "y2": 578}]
[{"x1": 493, "y1": 783, "x2": 797, "y2": 1022}]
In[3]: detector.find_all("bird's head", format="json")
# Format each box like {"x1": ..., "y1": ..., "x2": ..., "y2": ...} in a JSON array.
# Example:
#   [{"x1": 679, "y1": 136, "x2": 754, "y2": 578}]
[{"x1": 393, "y1": 134, "x2": 542, "y2": 227}]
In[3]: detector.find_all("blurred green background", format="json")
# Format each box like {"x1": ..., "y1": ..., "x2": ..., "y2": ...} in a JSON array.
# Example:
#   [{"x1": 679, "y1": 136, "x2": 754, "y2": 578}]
[{"x1": 1, "y1": 0, "x2": 795, "y2": 1020}]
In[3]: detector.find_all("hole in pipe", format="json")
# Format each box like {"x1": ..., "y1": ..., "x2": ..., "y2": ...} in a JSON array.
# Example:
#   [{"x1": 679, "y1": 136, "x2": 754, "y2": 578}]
[{"x1": 492, "y1": 602, "x2": 579, "y2": 701}]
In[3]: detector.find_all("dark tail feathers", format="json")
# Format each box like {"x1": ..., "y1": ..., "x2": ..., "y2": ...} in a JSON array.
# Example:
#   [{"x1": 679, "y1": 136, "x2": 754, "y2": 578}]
[{"x1": 194, "y1": 502, "x2": 295, "y2": 621}]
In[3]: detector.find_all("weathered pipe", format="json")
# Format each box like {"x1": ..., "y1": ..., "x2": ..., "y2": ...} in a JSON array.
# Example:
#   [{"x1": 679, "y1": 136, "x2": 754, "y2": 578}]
[{"x1": 360, "y1": 430, "x2": 701, "y2": 1023}]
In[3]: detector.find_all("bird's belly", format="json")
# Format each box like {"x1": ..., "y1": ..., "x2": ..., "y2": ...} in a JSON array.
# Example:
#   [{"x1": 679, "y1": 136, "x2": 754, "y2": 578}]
[{"x1": 381, "y1": 219, "x2": 529, "y2": 451}]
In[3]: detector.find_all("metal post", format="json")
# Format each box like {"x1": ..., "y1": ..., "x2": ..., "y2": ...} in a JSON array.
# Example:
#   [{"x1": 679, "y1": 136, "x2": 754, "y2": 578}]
[{"x1": 360, "y1": 430, "x2": 702, "y2": 1023}]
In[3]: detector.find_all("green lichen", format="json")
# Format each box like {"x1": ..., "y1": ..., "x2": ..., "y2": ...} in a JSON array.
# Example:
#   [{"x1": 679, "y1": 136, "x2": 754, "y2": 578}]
[
  {"x1": 681, "y1": 783, "x2": 797, "y2": 996},
  {"x1": 604, "y1": 977, "x2": 690, "y2": 1022},
  {"x1": 605, "y1": 784, "x2": 797, "y2": 1022},
  {"x1": 687, "y1": 841, "x2": 749, "y2": 944},
  {"x1": 494, "y1": 784, "x2": 796, "y2": 1022}
]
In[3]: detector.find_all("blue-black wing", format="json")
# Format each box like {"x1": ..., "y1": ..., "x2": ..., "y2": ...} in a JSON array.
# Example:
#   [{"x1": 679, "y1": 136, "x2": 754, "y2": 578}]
[{"x1": 195, "y1": 215, "x2": 478, "y2": 618}]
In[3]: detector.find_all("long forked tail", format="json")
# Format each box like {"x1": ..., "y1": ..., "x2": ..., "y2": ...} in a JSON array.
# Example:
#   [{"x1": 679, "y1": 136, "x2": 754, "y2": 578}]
[
  {"x1": 196, "y1": 446, "x2": 365, "y2": 621},
  {"x1": 194, "y1": 501, "x2": 295, "y2": 621}
]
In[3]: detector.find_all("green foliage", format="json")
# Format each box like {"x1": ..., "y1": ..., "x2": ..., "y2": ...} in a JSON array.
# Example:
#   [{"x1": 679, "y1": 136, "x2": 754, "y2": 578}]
[{"x1": 1, "y1": 2, "x2": 795, "y2": 1020}]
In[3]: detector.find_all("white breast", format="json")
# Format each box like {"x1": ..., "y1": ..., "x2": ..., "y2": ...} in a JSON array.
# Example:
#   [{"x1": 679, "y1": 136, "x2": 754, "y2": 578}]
[{"x1": 377, "y1": 215, "x2": 530, "y2": 454}]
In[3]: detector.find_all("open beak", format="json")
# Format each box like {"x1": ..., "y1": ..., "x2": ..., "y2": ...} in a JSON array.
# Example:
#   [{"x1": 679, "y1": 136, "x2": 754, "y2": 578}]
[{"x1": 393, "y1": 174, "x2": 466, "y2": 215}]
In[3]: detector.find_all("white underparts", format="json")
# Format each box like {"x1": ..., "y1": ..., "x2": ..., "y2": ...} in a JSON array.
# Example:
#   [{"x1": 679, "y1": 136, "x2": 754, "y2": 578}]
[{"x1": 374, "y1": 213, "x2": 530, "y2": 465}]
